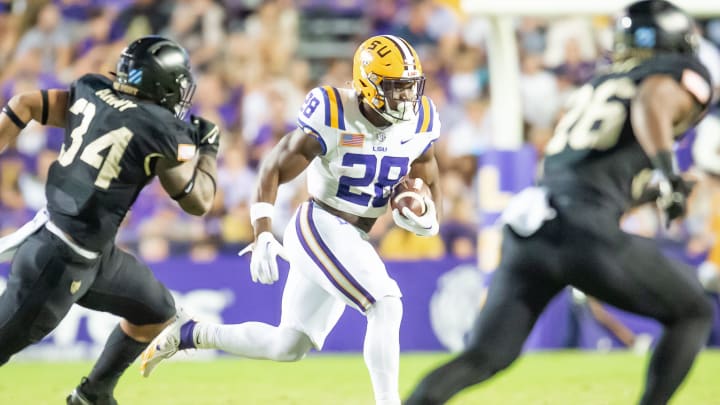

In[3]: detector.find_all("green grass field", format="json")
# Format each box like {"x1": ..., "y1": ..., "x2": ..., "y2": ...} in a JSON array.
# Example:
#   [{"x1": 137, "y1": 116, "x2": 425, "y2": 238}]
[{"x1": 1, "y1": 350, "x2": 719, "y2": 404}]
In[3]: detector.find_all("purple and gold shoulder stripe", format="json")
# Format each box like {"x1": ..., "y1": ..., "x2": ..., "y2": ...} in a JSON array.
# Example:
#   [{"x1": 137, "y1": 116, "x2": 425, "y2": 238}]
[
  {"x1": 415, "y1": 96, "x2": 435, "y2": 134},
  {"x1": 320, "y1": 86, "x2": 346, "y2": 130}
]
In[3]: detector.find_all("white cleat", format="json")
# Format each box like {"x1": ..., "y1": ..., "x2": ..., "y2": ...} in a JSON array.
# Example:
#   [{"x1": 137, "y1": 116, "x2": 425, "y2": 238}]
[{"x1": 140, "y1": 309, "x2": 193, "y2": 378}]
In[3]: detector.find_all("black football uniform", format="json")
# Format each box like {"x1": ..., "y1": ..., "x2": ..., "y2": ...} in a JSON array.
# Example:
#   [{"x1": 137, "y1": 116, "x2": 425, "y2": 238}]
[
  {"x1": 407, "y1": 55, "x2": 715, "y2": 405},
  {"x1": 0, "y1": 74, "x2": 199, "y2": 363},
  {"x1": 543, "y1": 54, "x2": 712, "y2": 215},
  {"x1": 47, "y1": 73, "x2": 197, "y2": 251}
]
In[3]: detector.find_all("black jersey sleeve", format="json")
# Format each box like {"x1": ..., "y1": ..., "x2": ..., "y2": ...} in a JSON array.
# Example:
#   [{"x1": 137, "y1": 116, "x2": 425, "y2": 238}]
[
  {"x1": 124, "y1": 103, "x2": 199, "y2": 177},
  {"x1": 148, "y1": 115, "x2": 198, "y2": 171},
  {"x1": 675, "y1": 58, "x2": 713, "y2": 109},
  {"x1": 634, "y1": 54, "x2": 713, "y2": 110},
  {"x1": 71, "y1": 73, "x2": 111, "y2": 92}
]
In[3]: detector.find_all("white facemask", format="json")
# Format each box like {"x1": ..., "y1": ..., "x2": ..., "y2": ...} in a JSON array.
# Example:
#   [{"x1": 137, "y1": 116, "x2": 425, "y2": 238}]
[{"x1": 383, "y1": 100, "x2": 417, "y2": 123}]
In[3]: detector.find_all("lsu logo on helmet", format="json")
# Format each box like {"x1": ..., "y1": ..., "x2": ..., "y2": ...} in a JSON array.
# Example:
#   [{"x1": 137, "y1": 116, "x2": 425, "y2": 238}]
[{"x1": 352, "y1": 35, "x2": 425, "y2": 123}]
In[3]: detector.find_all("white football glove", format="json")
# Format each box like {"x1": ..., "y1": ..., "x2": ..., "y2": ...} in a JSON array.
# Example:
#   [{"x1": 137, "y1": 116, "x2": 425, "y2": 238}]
[
  {"x1": 238, "y1": 231, "x2": 288, "y2": 285},
  {"x1": 392, "y1": 195, "x2": 439, "y2": 236}
]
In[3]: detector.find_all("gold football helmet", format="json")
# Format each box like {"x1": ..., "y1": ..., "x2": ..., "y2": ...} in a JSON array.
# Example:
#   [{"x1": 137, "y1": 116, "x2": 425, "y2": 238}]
[{"x1": 352, "y1": 35, "x2": 425, "y2": 123}]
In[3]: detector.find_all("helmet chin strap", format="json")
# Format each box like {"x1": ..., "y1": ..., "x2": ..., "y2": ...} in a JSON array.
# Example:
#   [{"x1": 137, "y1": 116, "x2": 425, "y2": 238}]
[{"x1": 359, "y1": 98, "x2": 393, "y2": 128}]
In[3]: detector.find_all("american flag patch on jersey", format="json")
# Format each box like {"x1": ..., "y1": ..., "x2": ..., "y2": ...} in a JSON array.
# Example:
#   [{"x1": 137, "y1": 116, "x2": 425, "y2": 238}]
[
  {"x1": 681, "y1": 69, "x2": 710, "y2": 105},
  {"x1": 177, "y1": 144, "x2": 196, "y2": 161},
  {"x1": 340, "y1": 132, "x2": 364, "y2": 147}
]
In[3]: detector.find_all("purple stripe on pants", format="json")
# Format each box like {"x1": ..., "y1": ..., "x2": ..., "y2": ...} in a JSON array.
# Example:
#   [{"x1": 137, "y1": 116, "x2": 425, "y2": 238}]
[{"x1": 294, "y1": 203, "x2": 371, "y2": 310}]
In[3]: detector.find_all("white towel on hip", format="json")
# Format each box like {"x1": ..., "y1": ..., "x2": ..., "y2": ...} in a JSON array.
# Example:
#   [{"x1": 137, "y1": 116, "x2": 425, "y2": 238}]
[
  {"x1": 499, "y1": 187, "x2": 556, "y2": 237},
  {"x1": 0, "y1": 207, "x2": 49, "y2": 263}
]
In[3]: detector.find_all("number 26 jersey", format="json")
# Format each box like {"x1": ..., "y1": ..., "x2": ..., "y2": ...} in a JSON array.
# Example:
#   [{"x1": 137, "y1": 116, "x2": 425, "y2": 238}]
[
  {"x1": 542, "y1": 54, "x2": 713, "y2": 213},
  {"x1": 297, "y1": 85, "x2": 441, "y2": 218}
]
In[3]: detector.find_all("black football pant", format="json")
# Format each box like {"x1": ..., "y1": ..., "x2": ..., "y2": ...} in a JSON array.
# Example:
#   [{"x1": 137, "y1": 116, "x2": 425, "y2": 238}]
[
  {"x1": 0, "y1": 227, "x2": 175, "y2": 365},
  {"x1": 407, "y1": 198, "x2": 714, "y2": 405}
]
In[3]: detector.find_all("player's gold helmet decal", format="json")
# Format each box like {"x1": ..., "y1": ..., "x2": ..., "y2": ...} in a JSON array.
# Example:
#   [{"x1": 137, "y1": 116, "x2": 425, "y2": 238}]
[{"x1": 352, "y1": 35, "x2": 425, "y2": 123}]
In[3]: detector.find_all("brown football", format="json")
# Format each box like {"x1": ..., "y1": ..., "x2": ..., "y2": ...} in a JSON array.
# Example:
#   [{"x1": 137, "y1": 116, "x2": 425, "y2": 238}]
[{"x1": 390, "y1": 177, "x2": 431, "y2": 217}]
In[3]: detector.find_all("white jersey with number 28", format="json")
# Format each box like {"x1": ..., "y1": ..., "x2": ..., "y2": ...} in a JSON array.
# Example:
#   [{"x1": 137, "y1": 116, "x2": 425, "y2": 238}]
[{"x1": 296, "y1": 85, "x2": 441, "y2": 218}]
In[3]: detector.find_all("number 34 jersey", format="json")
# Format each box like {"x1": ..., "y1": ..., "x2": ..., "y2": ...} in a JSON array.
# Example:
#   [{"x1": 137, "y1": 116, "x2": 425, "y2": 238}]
[
  {"x1": 297, "y1": 86, "x2": 441, "y2": 218},
  {"x1": 542, "y1": 54, "x2": 713, "y2": 214},
  {"x1": 46, "y1": 74, "x2": 200, "y2": 251}
]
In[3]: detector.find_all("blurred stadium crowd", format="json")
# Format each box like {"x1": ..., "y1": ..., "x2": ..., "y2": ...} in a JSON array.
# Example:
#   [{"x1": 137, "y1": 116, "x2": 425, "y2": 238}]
[{"x1": 1, "y1": 0, "x2": 720, "y2": 265}]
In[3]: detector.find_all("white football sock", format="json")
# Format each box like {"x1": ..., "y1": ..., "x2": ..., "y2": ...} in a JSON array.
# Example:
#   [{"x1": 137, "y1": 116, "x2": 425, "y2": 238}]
[
  {"x1": 364, "y1": 296, "x2": 403, "y2": 405},
  {"x1": 193, "y1": 321, "x2": 313, "y2": 362}
]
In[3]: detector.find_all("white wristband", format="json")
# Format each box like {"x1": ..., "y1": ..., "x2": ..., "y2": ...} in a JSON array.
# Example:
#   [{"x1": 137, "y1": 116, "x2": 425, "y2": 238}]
[{"x1": 250, "y1": 202, "x2": 274, "y2": 223}]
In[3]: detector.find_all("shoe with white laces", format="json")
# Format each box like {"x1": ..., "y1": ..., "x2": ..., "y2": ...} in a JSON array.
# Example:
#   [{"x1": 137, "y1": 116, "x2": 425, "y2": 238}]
[{"x1": 140, "y1": 309, "x2": 195, "y2": 377}]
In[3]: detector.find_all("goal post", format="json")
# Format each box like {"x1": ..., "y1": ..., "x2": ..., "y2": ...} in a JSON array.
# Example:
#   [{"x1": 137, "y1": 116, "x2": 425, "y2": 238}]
[{"x1": 461, "y1": 0, "x2": 720, "y2": 150}]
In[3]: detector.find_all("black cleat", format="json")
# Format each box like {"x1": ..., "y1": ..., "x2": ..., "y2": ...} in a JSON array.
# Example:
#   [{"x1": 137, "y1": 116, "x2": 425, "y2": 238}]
[
  {"x1": 66, "y1": 388, "x2": 92, "y2": 405},
  {"x1": 66, "y1": 378, "x2": 118, "y2": 405}
]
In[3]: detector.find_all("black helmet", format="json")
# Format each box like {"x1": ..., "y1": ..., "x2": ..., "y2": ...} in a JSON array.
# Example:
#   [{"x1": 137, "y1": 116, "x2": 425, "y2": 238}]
[
  {"x1": 114, "y1": 35, "x2": 196, "y2": 119},
  {"x1": 614, "y1": 0, "x2": 698, "y2": 60}
]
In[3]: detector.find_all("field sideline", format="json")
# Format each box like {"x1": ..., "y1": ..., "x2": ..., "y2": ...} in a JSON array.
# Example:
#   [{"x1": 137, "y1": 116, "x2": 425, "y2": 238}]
[{"x1": 1, "y1": 350, "x2": 719, "y2": 404}]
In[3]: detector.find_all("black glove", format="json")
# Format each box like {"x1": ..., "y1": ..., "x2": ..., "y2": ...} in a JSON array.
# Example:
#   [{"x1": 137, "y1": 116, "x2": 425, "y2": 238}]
[
  {"x1": 191, "y1": 115, "x2": 220, "y2": 157},
  {"x1": 634, "y1": 176, "x2": 695, "y2": 206},
  {"x1": 656, "y1": 174, "x2": 694, "y2": 227},
  {"x1": 650, "y1": 151, "x2": 693, "y2": 228}
]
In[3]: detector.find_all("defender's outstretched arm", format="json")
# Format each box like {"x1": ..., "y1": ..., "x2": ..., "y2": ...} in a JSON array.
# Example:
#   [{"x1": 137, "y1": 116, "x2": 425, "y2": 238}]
[{"x1": 0, "y1": 90, "x2": 68, "y2": 150}]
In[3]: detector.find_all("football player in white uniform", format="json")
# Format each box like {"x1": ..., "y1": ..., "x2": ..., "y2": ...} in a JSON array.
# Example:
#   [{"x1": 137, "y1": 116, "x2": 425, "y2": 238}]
[{"x1": 140, "y1": 35, "x2": 442, "y2": 405}]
